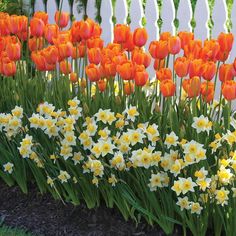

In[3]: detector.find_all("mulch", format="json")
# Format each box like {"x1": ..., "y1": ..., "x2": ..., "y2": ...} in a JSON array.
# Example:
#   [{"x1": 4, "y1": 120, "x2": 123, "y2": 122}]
[{"x1": 0, "y1": 181, "x2": 182, "y2": 236}]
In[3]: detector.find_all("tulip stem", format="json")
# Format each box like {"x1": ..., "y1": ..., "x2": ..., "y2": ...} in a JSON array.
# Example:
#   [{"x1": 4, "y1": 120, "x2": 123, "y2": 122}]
[
  {"x1": 217, "y1": 91, "x2": 223, "y2": 123},
  {"x1": 179, "y1": 78, "x2": 182, "y2": 106}
]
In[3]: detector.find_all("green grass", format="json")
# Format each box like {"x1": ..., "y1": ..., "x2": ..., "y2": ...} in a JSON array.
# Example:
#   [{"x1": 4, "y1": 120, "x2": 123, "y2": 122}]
[{"x1": 0, "y1": 225, "x2": 34, "y2": 236}]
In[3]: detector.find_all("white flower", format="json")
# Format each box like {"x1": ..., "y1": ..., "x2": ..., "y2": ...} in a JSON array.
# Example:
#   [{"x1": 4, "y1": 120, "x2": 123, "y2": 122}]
[
  {"x1": 58, "y1": 170, "x2": 71, "y2": 183},
  {"x1": 192, "y1": 115, "x2": 211, "y2": 133},
  {"x1": 124, "y1": 106, "x2": 139, "y2": 122},
  {"x1": 164, "y1": 131, "x2": 178, "y2": 148},
  {"x1": 11, "y1": 106, "x2": 23, "y2": 118},
  {"x1": 177, "y1": 197, "x2": 190, "y2": 211},
  {"x1": 190, "y1": 202, "x2": 203, "y2": 214},
  {"x1": 3, "y1": 162, "x2": 14, "y2": 174}
]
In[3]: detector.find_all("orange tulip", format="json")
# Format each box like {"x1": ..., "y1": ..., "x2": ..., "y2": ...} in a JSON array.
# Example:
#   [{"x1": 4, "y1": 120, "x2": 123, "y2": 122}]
[
  {"x1": 71, "y1": 21, "x2": 81, "y2": 43},
  {"x1": 79, "y1": 18, "x2": 95, "y2": 40},
  {"x1": 31, "y1": 51, "x2": 46, "y2": 70},
  {"x1": 8, "y1": 15, "x2": 28, "y2": 34},
  {"x1": 174, "y1": 57, "x2": 189, "y2": 77},
  {"x1": 156, "y1": 68, "x2": 172, "y2": 82},
  {"x1": 134, "y1": 65, "x2": 148, "y2": 86},
  {"x1": 44, "y1": 24, "x2": 59, "y2": 44},
  {"x1": 52, "y1": 30, "x2": 71, "y2": 45},
  {"x1": 58, "y1": 42, "x2": 73, "y2": 60},
  {"x1": 102, "y1": 61, "x2": 116, "y2": 77},
  {"x1": 87, "y1": 37, "x2": 104, "y2": 49},
  {"x1": 97, "y1": 79, "x2": 107, "y2": 92},
  {"x1": 133, "y1": 28, "x2": 148, "y2": 47},
  {"x1": 189, "y1": 59, "x2": 203, "y2": 78},
  {"x1": 222, "y1": 80, "x2": 236, "y2": 101},
  {"x1": 182, "y1": 76, "x2": 201, "y2": 98},
  {"x1": 34, "y1": 11, "x2": 48, "y2": 25},
  {"x1": 201, "y1": 81, "x2": 214, "y2": 103},
  {"x1": 116, "y1": 60, "x2": 135, "y2": 80},
  {"x1": 0, "y1": 13, "x2": 10, "y2": 36},
  {"x1": 219, "y1": 64, "x2": 234, "y2": 82},
  {"x1": 43, "y1": 46, "x2": 58, "y2": 65},
  {"x1": 149, "y1": 40, "x2": 168, "y2": 59},
  {"x1": 2, "y1": 61, "x2": 16, "y2": 76},
  {"x1": 112, "y1": 53, "x2": 127, "y2": 65},
  {"x1": 72, "y1": 43, "x2": 86, "y2": 59},
  {"x1": 0, "y1": 37, "x2": 5, "y2": 54},
  {"x1": 6, "y1": 41, "x2": 21, "y2": 61},
  {"x1": 160, "y1": 32, "x2": 171, "y2": 41},
  {"x1": 124, "y1": 81, "x2": 134, "y2": 95},
  {"x1": 178, "y1": 31, "x2": 194, "y2": 49},
  {"x1": 60, "y1": 60, "x2": 72, "y2": 74},
  {"x1": 233, "y1": 58, "x2": 236, "y2": 72},
  {"x1": 160, "y1": 80, "x2": 176, "y2": 97},
  {"x1": 17, "y1": 31, "x2": 28, "y2": 41},
  {"x1": 92, "y1": 22, "x2": 102, "y2": 38},
  {"x1": 88, "y1": 47, "x2": 102, "y2": 65},
  {"x1": 153, "y1": 59, "x2": 165, "y2": 70},
  {"x1": 122, "y1": 32, "x2": 135, "y2": 51},
  {"x1": 114, "y1": 24, "x2": 130, "y2": 44},
  {"x1": 184, "y1": 39, "x2": 202, "y2": 60},
  {"x1": 28, "y1": 37, "x2": 44, "y2": 52},
  {"x1": 217, "y1": 32, "x2": 234, "y2": 53},
  {"x1": 70, "y1": 72, "x2": 78, "y2": 83},
  {"x1": 131, "y1": 49, "x2": 151, "y2": 68},
  {"x1": 85, "y1": 64, "x2": 101, "y2": 82},
  {"x1": 201, "y1": 39, "x2": 220, "y2": 61},
  {"x1": 168, "y1": 36, "x2": 181, "y2": 55},
  {"x1": 201, "y1": 61, "x2": 217, "y2": 81},
  {"x1": 54, "y1": 11, "x2": 69, "y2": 28},
  {"x1": 30, "y1": 17, "x2": 45, "y2": 37}
]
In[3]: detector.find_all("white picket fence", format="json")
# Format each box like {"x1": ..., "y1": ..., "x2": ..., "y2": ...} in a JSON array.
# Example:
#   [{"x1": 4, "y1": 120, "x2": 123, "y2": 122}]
[{"x1": 33, "y1": 0, "x2": 236, "y2": 107}]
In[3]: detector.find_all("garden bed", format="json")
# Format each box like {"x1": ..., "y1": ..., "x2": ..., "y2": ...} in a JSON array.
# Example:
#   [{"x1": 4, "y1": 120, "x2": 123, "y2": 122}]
[{"x1": 0, "y1": 181, "x2": 182, "y2": 236}]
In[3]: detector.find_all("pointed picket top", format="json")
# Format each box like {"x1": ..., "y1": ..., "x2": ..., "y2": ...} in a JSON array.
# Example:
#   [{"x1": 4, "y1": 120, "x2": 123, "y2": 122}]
[
  {"x1": 161, "y1": 0, "x2": 175, "y2": 35},
  {"x1": 194, "y1": 0, "x2": 209, "y2": 40},
  {"x1": 72, "y1": 1, "x2": 83, "y2": 21},
  {"x1": 86, "y1": 0, "x2": 97, "y2": 20},
  {"x1": 177, "y1": 0, "x2": 192, "y2": 32},
  {"x1": 211, "y1": 0, "x2": 227, "y2": 39},
  {"x1": 34, "y1": 0, "x2": 45, "y2": 12},
  {"x1": 130, "y1": 0, "x2": 144, "y2": 31},
  {"x1": 229, "y1": 0, "x2": 236, "y2": 62},
  {"x1": 100, "y1": 0, "x2": 113, "y2": 45},
  {"x1": 47, "y1": 0, "x2": 57, "y2": 23},
  {"x1": 115, "y1": 0, "x2": 128, "y2": 24}
]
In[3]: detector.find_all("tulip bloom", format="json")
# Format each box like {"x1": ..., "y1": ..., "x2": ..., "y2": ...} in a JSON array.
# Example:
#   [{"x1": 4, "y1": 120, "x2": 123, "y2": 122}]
[
  {"x1": 122, "y1": 32, "x2": 135, "y2": 51},
  {"x1": 102, "y1": 61, "x2": 116, "y2": 77},
  {"x1": 70, "y1": 72, "x2": 78, "y2": 83},
  {"x1": 182, "y1": 76, "x2": 201, "y2": 98},
  {"x1": 28, "y1": 37, "x2": 44, "y2": 52},
  {"x1": 71, "y1": 21, "x2": 81, "y2": 43},
  {"x1": 189, "y1": 59, "x2": 203, "y2": 78},
  {"x1": 222, "y1": 80, "x2": 236, "y2": 101},
  {"x1": 34, "y1": 11, "x2": 48, "y2": 25},
  {"x1": 114, "y1": 24, "x2": 130, "y2": 44},
  {"x1": 201, "y1": 61, "x2": 217, "y2": 81},
  {"x1": 174, "y1": 57, "x2": 189, "y2": 77},
  {"x1": 160, "y1": 80, "x2": 176, "y2": 97},
  {"x1": 168, "y1": 36, "x2": 181, "y2": 55},
  {"x1": 153, "y1": 59, "x2": 165, "y2": 70},
  {"x1": 43, "y1": 46, "x2": 58, "y2": 65},
  {"x1": 8, "y1": 15, "x2": 28, "y2": 34},
  {"x1": 31, "y1": 51, "x2": 46, "y2": 70},
  {"x1": 2, "y1": 61, "x2": 16, "y2": 76},
  {"x1": 160, "y1": 32, "x2": 171, "y2": 41},
  {"x1": 54, "y1": 11, "x2": 69, "y2": 28},
  {"x1": 201, "y1": 81, "x2": 214, "y2": 103},
  {"x1": 149, "y1": 40, "x2": 168, "y2": 59},
  {"x1": 178, "y1": 31, "x2": 194, "y2": 49},
  {"x1": 79, "y1": 18, "x2": 95, "y2": 40},
  {"x1": 88, "y1": 48, "x2": 102, "y2": 65},
  {"x1": 134, "y1": 65, "x2": 149, "y2": 86},
  {"x1": 87, "y1": 37, "x2": 104, "y2": 49},
  {"x1": 30, "y1": 17, "x2": 45, "y2": 37},
  {"x1": 234, "y1": 58, "x2": 236, "y2": 72},
  {"x1": 156, "y1": 68, "x2": 172, "y2": 82},
  {"x1": 44, "y1": 24, "x2": 59, "y2": 44},
  {"x1": 201, "y1": 39, "x2": 220, "y2": 61},
  {"x1": 184, "y1": 40, "x2": 202, "y2": 60},
  {"x1": 60, "y1": 60, "x2": 72, "y2": 74},
  {"x1": 97, "y1": 79, "x2": 107, "y2": 92},
  {"x1": 219, "y1": 64, "x2": 234, "y2": 82},
  {"x1": 85, "y1": 64, "x2": 101, "y2": 82},
  {"x1": 133, "y1": 28, "x2": 148, "y2": 47},
  {"x1": 116, "y1": 60, "x2": 135, "y2": 80},
  {"x1": 58, "y1": 42, "x2": 73, "y2": 60},
  {"x1": 72, "y1": 43, "x2": 86, "y2": 59},
  {"x1": 6, "y1": 42, "x2": 21, "y2": 61},
  {"x1": 0, "y1": 13, "x2": 10, "y2": 36},
  {"x1": 124, "y1": 81, "x2": 134, "y2": 95},
  {"x1": 217, "y1": 32, "x2": 234, "y2": 53},
  {"x1": 132, "y1": 49, "x2": 151, "y2": 68}
]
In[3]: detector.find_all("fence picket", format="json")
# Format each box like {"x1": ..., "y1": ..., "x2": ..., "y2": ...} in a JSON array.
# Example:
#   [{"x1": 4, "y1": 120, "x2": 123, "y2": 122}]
[
  {"x1": 72, "y1": 1, "x2": 83, "y2": 21},
  {"x1": 34, "y1": 0, "x2": 45, "y2": 12},
  {"x1": 229, "y1": 0, "x2": 236, "y2": 62},
  {"x1": 115, "y1": 0, "x2": 128, "y2": 24},
  {"x1": 47, "y1": 0, "x2": 57, "y2": 23},
  {"x1": 100, "y1": 0, "x2": 113, "y2": 45},
  {"x1": 130, "y1": 0, "x2": 144, "y2": 31},
  {"x1": 211, "y1": 0, "x2": 227, "y2": 39},
  {"x1": 194, "y1": 0, "x2": 209, "y2": 40},
  {"x1": 161, "y1": 0, "x2": 175, "y2": 34},
  {"x1": 86, "y1": 0, "x2": 97, "y2": 20},
  {"x1": 177, "y1": 0, "x2": 192, "y2": 32}
]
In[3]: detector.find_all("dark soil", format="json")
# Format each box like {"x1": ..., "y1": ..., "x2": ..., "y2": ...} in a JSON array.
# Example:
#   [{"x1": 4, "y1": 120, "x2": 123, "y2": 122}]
[{"x1": 0, "y1": 181, "x2": 182, "y2": 236}]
